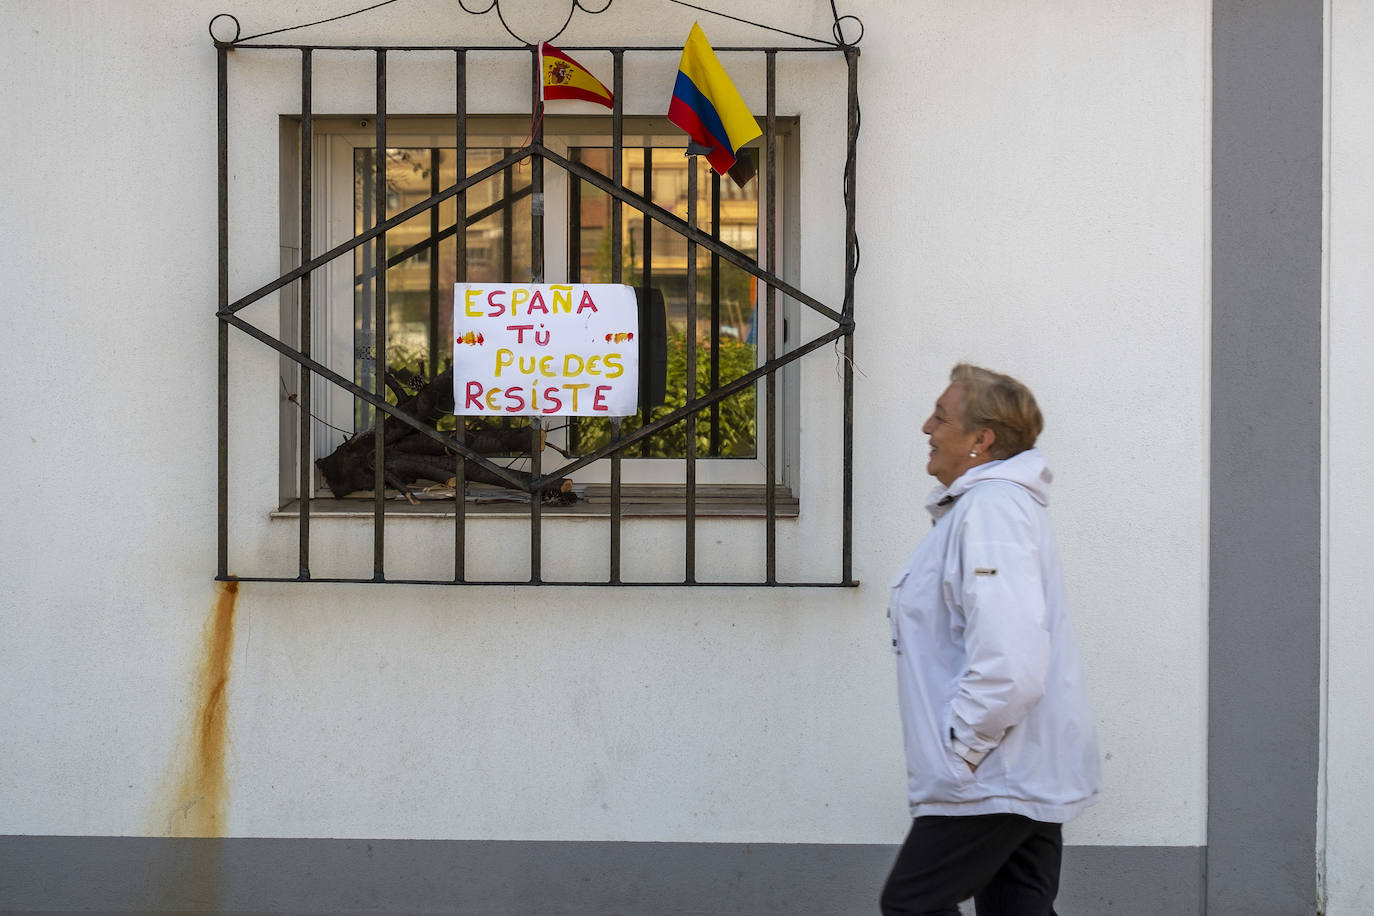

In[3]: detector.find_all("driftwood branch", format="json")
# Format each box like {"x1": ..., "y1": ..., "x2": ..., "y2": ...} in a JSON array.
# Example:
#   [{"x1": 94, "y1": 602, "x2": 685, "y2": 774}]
[{"x1": 312, "y1": 368, "x2": 575, "y2": 504}]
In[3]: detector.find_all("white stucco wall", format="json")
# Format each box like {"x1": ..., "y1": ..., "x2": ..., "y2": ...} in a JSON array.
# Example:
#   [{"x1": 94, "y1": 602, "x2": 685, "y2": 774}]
[
  {"x1": 1, "y1": 0, "x2": 1207, "y2": 851},
  {"x1": 1322, "y1": 2, "x2": 1374, "y2": 912}
]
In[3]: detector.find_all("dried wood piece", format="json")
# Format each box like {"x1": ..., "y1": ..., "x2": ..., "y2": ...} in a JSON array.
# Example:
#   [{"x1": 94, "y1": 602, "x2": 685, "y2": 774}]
[{"x1": 313, "y1": 368, "x2": 574, "y2": 503}]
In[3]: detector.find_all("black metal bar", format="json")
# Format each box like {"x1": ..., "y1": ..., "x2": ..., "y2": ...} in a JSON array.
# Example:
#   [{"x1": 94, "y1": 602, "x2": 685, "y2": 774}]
[
  {"x1": 222, "y1": 575, "x2": 858, "y2": 587},
  {"x1": 454, "y1": 49, "x2": 467, "y2": 583},
  {"x1": 221, "y1": 314, "x2": 527, "y2": 486},
  {"x1": 609, "y1": 418, "x2": 622, "y2": 583},
  {"x1": 226, "y1": 147, "x2": 533, "y2": 315},
  {"x1": 842, "y1": 47, "x2": 858, "y2": 586},
  {"x1": 610, "y1": 50, "x2": 624, "y2": 584},
  {"x1": 428, "y1": 146, "x2": 440, "y2": 377},
  {"x1": 765, "y1": 50, "x2": 777, "y2": 584},
  {"x1": 568, "y1": 152, "x2": 582, "y2": 284},
  {"x1": 501, "y1": 148, "x2": 514, "y2": 280},
  {"x1": 229, "y1": 43, "x2": 841, "y2": 53},
  {"x1": 640, "y1": 147, "x2": 652, "y2": 457},
  {"x1": 532, "y1": 323, "x2": 847, "y2": 484},
  {"x1": 358, "y1": 149, "x2": 375, "y2": 436},
  {"x1": 709, "y1": 170, "x2": 721, "y2": 456},
  {"x1": 299, "y1": 47, "x2": 313, "y2": 580},
  {"x1": 611, "y1": 54, "x2": 624, "y2": 282},
  {"x1": 530, "y1": 417, "x2": 543, "y2": 583},
  {"x1": 454, "y1": 413, "x2": 468, "y2": 583},
  {"x1": 217, "y1": 45, "x2": 229, "y2": 579},
  {"x1": 528, "y1": 47, "x2": 543, "y2": 584},
  {"x1": 567, "y1": 150, "x2": 582, "y2": 455},
  {"x1": 373, "y1": 50, "x2": 387, "y2": 580},
  {"x1": 536, "y1": 145, "x2": 846, "y2": 328},
  {"x1": 684, "y1": 154, "x2": 698, "y2": 584},
  {"x1": 531, "y1": 51, "x2": 544, "y2": 285}
]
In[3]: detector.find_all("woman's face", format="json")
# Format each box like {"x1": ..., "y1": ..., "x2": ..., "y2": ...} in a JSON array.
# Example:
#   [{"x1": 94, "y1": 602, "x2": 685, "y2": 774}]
[{"x1": 921, "y1": 383, "x2": 984, "y2": 486}]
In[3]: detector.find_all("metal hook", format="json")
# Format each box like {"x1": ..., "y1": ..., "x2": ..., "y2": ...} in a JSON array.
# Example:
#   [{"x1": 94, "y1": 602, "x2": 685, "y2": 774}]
[
  {"x1": 831, "y1": 15, "x2": 863, "y2": 47},
  {"x1": 208, "y1": 12, "x2": 241, "y2": 45}
]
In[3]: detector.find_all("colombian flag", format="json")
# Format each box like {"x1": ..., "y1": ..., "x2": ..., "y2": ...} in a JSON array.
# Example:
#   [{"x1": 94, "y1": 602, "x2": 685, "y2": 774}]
[
  {"x1": 668, "y1": 23, "x2": 762, "y2": 181},
  {"x1": 539, "y1": 42, "x2": 613, "y2": 108}
]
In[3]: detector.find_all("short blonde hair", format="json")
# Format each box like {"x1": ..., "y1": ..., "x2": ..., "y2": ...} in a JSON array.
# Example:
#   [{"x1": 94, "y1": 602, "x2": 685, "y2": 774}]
[{"x1": 950, "y1": 363, "x2": 1043, "y2": 460}]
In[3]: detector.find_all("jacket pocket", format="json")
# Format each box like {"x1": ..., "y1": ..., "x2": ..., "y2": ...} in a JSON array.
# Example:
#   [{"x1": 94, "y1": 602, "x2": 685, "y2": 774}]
[{"x1": 943, "y1": 740, "x2": 976, "y2": 787}]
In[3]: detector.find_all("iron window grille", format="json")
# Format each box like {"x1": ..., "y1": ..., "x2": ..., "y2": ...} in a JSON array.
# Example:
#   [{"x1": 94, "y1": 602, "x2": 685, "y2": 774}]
[{"x1": 213, "y1": 16, "x2": 859, "y2": 587}]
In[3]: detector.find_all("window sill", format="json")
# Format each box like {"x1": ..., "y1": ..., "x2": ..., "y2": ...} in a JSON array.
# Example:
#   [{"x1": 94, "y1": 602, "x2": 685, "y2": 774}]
[{"x1": 273, "y1": 484, "x2": 798, "y2": 519}]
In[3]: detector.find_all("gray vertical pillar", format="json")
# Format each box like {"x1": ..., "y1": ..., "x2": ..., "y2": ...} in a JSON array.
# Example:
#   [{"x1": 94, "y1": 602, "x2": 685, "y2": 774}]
[{"x1": 1210, "y1": 2, "x2": 1322, "y2": 914}]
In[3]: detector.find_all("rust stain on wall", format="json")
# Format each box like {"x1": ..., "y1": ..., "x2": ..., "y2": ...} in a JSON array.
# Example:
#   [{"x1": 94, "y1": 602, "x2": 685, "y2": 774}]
[{"x1": 163, "y1": 581, "x2": 238, "y2": 837}]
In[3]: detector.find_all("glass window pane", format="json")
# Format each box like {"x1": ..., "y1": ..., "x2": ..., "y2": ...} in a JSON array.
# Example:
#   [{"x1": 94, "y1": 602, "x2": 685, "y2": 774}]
[
  {"x1": 352, "y1": 146, "x2": 530, "y2": 435},
  {"x1": 568, "y1": 145, "x2": 759, "y2": 458}
]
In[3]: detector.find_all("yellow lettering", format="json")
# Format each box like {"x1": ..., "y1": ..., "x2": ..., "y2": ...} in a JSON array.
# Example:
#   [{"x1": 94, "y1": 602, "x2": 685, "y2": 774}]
[
  {"x1": 464, "y1": 288, "x2": 483, "y2": 317},
  {"x1": 563, "y1": 353, "x2": 585, "y2": 376},
  {"x1": 564, "y1": 382, "x2": 589, "y2": 411},
  {"x1": 510, "y1": 287, "x2": 529, "y2": 316},
  {"x1": 539, "y1": 355, "x2": 555, "y2": 377},
  {"x1": 602, "y1": 353, "x2": 623, "y2": 379},
  {"x1": 484, "y1": 386, "x2": 502, "y2": 411},
  {"x1": 494, "y1": 348, "x2": 515, "y2": 377},
  {"x1": 551, "y1": 285, "x2": 573, "y2": 314}
]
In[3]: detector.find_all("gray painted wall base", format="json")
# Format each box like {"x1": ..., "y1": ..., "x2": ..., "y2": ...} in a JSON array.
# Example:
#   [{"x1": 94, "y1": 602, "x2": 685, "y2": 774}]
[
  {"x1": 0, "y1": 836, "x2": 1202, "y2": 915},
  {"x1": 1209, "y1": 0, "x2": 1322, "y2": 913}
]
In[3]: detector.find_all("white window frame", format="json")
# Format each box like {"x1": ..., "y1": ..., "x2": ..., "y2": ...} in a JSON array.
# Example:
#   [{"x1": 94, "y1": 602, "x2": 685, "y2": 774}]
[{"x1": 290, "y1": 115, "x2": 800, "y2": 497}]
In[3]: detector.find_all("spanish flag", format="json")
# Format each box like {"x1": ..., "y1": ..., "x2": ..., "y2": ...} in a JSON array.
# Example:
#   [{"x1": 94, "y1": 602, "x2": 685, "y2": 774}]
[
  {"x1": 539, "y1": 42, "x2": 613, "y2": 108},
  {"x1": 668, "y1": 23, "x2": 762, "y2": 184}
]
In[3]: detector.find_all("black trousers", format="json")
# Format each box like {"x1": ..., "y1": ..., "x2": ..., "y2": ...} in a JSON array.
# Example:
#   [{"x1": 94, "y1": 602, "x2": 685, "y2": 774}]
[{"x1": 880, "y1": 814, "x2": 1063, "y2": 916}]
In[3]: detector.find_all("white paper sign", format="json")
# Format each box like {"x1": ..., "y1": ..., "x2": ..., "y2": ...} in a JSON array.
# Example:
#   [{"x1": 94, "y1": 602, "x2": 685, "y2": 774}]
[{"x1": 452, "y1": 283, "x2": 640, "y2": 417}]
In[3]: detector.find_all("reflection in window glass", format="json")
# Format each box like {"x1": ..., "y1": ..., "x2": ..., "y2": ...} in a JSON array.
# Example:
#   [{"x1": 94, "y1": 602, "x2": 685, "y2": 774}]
[
  {"x1": 353, "y1": 147, "x2": 530, "y2": 433},
  {"x1": 569, "y1": 146, "x2": 759, "y2": 458}
]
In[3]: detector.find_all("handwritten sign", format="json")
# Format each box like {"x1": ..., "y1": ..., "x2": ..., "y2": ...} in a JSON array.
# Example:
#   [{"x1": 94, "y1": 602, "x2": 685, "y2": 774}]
[{"x1": 452, "y1": 283, "x2": 640, "y2": 417}]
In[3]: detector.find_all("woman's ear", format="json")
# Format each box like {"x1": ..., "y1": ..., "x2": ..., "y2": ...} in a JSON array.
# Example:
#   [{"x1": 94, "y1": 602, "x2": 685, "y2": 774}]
[{"x1": 975, "y1": 427, "x2": 997, "y2": 455}]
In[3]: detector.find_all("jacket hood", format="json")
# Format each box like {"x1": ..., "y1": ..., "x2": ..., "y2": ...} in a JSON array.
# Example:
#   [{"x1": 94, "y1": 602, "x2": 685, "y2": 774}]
[{"x1": 924, "y1": 447, "x2": 1053, "y2": 519}]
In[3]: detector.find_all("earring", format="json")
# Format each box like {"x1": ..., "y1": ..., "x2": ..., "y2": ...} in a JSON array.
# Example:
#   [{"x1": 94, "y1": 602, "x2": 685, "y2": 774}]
[{"x1": 969, "y1": 451, "x2": 978, "y2": 458}]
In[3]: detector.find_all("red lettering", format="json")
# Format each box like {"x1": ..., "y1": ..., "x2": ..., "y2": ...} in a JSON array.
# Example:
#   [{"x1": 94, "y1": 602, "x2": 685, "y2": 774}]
[
  {"x1": 541, "y1": 386, "x2": 563, "y2": 414},
  {"x1": 506, "y1": 323, "x2": 534, "y2": 344},
  {"x1": 576, "y1": 290, "x2": 598, "y2": 314},
  {"x1": 527, "y1": 290, "x2": 549, "y2": 314},
  {"x1": 464, "y1": 380, "x2": 484, "y2": 410},
  {"x1": 486, "y1": 289, "x2": 506, "y2": 317},
  {"x1": 504, "y1": 386, "x2": 525, "y2": 412},
  {"x1": 593, "y1": 385, "x2": 612, "y2": 412}
]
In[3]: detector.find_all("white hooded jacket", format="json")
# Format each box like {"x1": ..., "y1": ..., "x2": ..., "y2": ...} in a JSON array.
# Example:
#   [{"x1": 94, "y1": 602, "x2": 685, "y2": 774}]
[{"x1": 888, "y1": 448, "x2": 1100, "y2": 822}]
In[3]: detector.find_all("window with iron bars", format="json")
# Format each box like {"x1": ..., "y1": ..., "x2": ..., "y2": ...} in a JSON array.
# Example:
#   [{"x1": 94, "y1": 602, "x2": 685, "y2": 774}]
[
  {"x1": 294, "y1": 116, "x2": 793, "y2": 493},
  {"x1": 218, "y1": 40, "x2": 858, "y2": 586}
]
